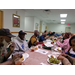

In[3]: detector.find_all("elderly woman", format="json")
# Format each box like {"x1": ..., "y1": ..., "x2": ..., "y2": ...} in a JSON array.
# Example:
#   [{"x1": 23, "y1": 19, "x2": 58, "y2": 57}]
[{"x1": 56, "y1": 33, "x2": 71, "y2": 53}]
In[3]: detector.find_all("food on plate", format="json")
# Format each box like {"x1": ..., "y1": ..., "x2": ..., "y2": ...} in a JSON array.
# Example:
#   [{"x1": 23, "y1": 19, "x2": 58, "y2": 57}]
[
  {"x1": 49, "y1": 57, "x2": 61, "y2": 64},
  {"x1": 57, "y1": 48, "x2": 59, "y2": 50},
  {"x1": 43, "y1": 41, "x2": 46, "y2": 43},
  {"x1": 19, "y1": 57, "x2": 24, "y2": 61},
  {"x1": 51, "y1": 55, "x2": 54, "y2": 58},
  {"x1": 34, "y1": 47, "x2": 38, "y2": 49},
  {"x1": 57, "y1": 48, "x2": 61, "y2": 51}
]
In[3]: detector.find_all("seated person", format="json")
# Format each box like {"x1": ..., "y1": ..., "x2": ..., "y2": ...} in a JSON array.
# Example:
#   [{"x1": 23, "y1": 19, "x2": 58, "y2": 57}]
[
  {"x1": 57, "y1": 53, "x2": 75, "y2": 65},
  {"x1": 28, "y1": 30, "x2": 39, "y2": 48},
  {"x1": 44, "y1": 30, "x2": 48, "y2": 35},
  {"x1": 0, "y1": 28, "x2": 15, "y2": 63},
  {"x1": 51, "y1": 32, "x2": 55, "y2": 36},
  {"x1": 39, "y1": 33, "x2": 46, "y2": 44},
  {"x1": 56, "y1": 33, "x2": 71, "y2": 53},
  {"x1": 65, "y1": 35, "x2": 75, "y2": 57},
  {"x1": 12, "y1": 30, "x2": 29, "y2": 55},
  {"x1": 47, "y1": 31, "x2": 52, "y2": 37}
]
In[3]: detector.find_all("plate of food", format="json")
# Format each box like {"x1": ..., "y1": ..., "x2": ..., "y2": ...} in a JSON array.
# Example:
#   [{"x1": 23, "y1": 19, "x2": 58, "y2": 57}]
[
  {"x1": 47, "y1": 57, "x2": 61, "y2": 65},
  {"x1": 19, "y1": 53, "x2": 29, "y2": 62},
  {"x1": 48, "y1": 55, "x2": 56, "y2": 58},
  {"x1": 31, "y1": 46, "x2": 38, "y2": 50},
  {"x1": 54, "y1": 47, "x2": 62, "y2": 51},
  {"x1": 19, "y1": 57, "x2": 24, "y2": 62}
]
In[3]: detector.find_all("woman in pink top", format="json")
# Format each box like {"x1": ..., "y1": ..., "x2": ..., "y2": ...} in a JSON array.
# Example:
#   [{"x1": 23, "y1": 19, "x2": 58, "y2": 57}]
[{"x1": 56, "y1": 33, "x2": 71, "y2": 54}]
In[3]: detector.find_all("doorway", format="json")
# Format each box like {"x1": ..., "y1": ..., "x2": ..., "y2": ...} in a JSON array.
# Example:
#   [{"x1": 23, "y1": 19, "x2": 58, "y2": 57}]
[
  {"x1": 65, "y1": 27, "x2": 71, "y2": 33},
  {"x1": 0, "y1": 10, "x2": 3, "y2": 29}
]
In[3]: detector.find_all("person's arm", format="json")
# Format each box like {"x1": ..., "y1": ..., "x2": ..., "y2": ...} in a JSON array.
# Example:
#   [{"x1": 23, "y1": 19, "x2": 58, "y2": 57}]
[
  {"x1": 62, "y1": 58, "x2": 71, "y2": 65},
  {"x1": 57, "y1": 55, "x2": 71, "y2": 65},
  {"x1": 31, "y1": 38, "x2": 37, "y2": 45},
  {"x1": 40, "y1": 36, "x2": 46, "y2": 41},
  {"x1": 0, "y1": 60, "x2": 14, "y2": 65},
  {"x1": 4, "y1": 42, "x2": 15, "y2": 60},
  {"x1": 45, "y1": 36, "x2": 49, "y2": 39},
  {"x1": 67, "y1": 55, "x2": 75, "y2": 64},
  {"x1": 62, "y1": 54, "x2": 75, "y2": 65},
  {"x1": 0, "y1": 54, "x2": 22, "y2": 65},
  {"x1": 56, "y1": 39, "x2": 68, "y2": 48}
]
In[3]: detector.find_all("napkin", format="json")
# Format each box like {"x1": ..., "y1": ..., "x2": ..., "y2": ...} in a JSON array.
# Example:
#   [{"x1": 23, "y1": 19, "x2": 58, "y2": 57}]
[
  {"x1": 40, "y1": 62, "x2": 47, "y2": 65},
  {"x1": 44, "y1": 42, "x2": 53, "y2": 47},
  {"x1": 35, "y1": 49, "x2": 48, "y2": 55}
]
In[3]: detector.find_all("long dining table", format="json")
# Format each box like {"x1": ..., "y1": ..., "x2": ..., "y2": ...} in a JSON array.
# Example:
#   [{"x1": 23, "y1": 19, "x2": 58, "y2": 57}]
[{"x1": 22, "y1": 42, "x2": 62, "y2": 65}]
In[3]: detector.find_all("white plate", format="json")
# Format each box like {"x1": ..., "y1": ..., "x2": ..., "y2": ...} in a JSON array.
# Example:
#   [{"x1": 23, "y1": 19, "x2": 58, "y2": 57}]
[
  {"x1": 22, "y1": 53, "x2": 29, "y2": 62},
  {"x1": 54, "y1": 47, "x2": 62, "y2": 51},
  {"x1": 48, "y1": 54, "x2": 56, "y2": 58},
  {"x1": 47, "y1": 58, "x2": 61, "y2": 65}
]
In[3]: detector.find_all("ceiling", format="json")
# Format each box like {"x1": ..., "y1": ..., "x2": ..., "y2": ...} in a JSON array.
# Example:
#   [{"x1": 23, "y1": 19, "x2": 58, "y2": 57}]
[{"x1": 24, "y1": 9, "x2": 75, "y2": 24}]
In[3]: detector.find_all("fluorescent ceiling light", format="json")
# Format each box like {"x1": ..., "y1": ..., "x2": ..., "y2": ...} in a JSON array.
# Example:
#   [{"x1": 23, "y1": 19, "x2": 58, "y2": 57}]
[
  {"x1": 61, "y1": 19, "x2": 66, "y2": 21},
  {"x1": 61, "y1": 22, "x2": 65, "y2": 24},
  {"x1": 60, "y1": 14, "x2": 67, "y2": 18}
]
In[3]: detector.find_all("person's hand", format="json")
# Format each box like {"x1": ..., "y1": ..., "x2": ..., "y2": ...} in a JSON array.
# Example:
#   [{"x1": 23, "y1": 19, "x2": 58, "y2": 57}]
[
  {"x1": 60, "y1": 53, "x2": 68, "y2": 57},
  {"x1": 12, "y1": 54, "x2": 22, "y2": 63},
  {"x1": 9, "y1": 42, "x2": 15, "y2": 52},
  {"x1": 57, "y1": 55, "x2": 65, "y2": 60}
]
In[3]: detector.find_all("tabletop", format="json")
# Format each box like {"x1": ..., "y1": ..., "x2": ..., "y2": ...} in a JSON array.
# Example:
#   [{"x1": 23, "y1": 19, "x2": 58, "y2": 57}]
[{"x1": 22, "y1": 44, "x2": 62, "y2": 65}]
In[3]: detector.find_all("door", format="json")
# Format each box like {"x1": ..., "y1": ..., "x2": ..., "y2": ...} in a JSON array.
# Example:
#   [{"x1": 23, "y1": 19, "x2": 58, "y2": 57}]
[
  {"x1": 65, "y1": 27, "x2": 71, "y2": 33},
  {"x1": 0, "y1": 10, "x2": 3, "y2": 29}
]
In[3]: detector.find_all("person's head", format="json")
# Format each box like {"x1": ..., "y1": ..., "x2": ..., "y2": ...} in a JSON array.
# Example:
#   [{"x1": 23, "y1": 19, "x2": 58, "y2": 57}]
[
  {"x1": 52, "y1": 32, "x2": 55, "y2": 35},
  {"x1": 44, "y1": 30, "x2": 47, "y2": 34},
  {"x1": 42, "y1": 33, "x2": 46, "y2": 37},
  {"x1": 34, "y1": 30, "x2": 39, "y2": 37},
  {"x1": 62, "y1": 33, "x2": 65, "y2": 37},
  {"x1": 71, "y1": 33, "x2": 75, "y2": 37},
  {"x1": 0, "y1": 28, "x2": 15, "y2": 43},
  {"x1": 63, "y1": 33, "x2": 70, "y2": 40},
  {"x1": 69, "y1": 35, "x2": 75, "y2": 46},
  {"x1": 49, "y1": 31, "x2": 52, "y2": 34},
  {"x1": 18, "y1": 30, "x2": 27, "y2": 40}
]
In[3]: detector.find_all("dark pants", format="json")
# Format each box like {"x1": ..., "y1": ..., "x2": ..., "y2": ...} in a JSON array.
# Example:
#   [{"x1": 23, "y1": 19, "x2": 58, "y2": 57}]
[{"x1": 65, "y1": 52, "x2": 75, "y2": 58}]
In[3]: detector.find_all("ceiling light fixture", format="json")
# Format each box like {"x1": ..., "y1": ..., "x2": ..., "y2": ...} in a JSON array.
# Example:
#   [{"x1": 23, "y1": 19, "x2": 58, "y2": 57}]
[
  {"x1": 60, "y1": 14, "x2": 67, "y2": 18},
  {"x1": 61, "y1": 19, "x2": 66, "y2": 21}
]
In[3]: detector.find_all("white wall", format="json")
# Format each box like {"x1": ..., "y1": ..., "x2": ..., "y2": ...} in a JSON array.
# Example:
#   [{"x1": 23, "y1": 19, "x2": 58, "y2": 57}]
[
  {"x1": 0, "y1": 9, "x2": 25, "y2": 32},
  {"x1": 25, "y1": 17, "x2": 34, "y2": 31},
  {"x1": 41, "y1": 21, "x2": 47, "y2": 32},
  {"x1": 25, "y1": 17, "x2": 40, "y2": 40},
  {"x1": 47, "y1": 23, "x2": 75, "y2": 33}
]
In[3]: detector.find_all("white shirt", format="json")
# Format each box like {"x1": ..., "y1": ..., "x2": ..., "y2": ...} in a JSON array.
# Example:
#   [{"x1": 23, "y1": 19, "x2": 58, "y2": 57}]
[{"x1": 69, "y1": 48, "x2": 75, "y2": 55}]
